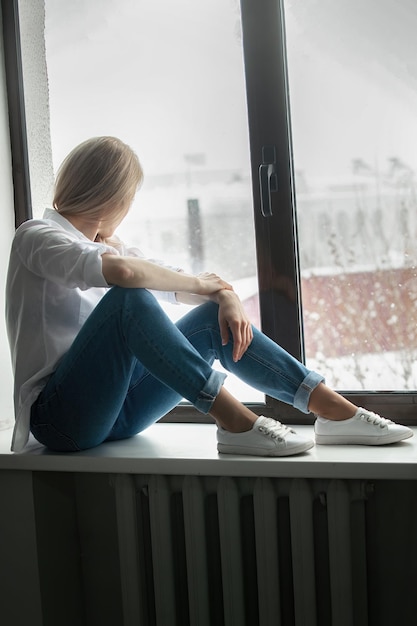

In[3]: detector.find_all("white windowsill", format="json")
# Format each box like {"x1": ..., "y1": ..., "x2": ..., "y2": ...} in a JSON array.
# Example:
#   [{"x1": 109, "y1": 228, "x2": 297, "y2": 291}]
[{"x1": 0, "y1": 423, "x2": 417, "y2": 479}]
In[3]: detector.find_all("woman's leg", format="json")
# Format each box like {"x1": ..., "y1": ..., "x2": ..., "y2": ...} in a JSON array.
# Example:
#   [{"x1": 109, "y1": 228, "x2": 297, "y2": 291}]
[
  {"x1": 110, "y1": 300, "x2": 412, "y2": 448},
  {"x1": 307, "y1": 384, "x2": 357, "y2": 419},
  {"x1": 167, "y1": 302, "x2": 412, "y2": 447},
  {"x1": 30, "y1": 288, "x2": 227, "y2": 451},
  {"x1": 31, "y1": 292, "x2": 410, "y2": 453},
  {"x1": 178, "y1": 302, "x2": 411, "y2": 447},
  {"x1": 110, "y1": 298, "x2": 349, "y2": 435},
  {"x1": 173, "y1": 300, "x2": 325, "y2": 413},
  {"x1": 106, "y1": 299, "x2": 324, "y2": 439}
]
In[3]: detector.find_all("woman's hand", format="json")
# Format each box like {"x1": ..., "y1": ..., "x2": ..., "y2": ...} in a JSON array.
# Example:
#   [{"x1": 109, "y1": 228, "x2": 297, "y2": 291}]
[
  {"x1": 215, "y1": 290, "x2": 253, "y2": 362},
  {"x1": 195, "y1": 272, "x2": 234, "y2": 295}
]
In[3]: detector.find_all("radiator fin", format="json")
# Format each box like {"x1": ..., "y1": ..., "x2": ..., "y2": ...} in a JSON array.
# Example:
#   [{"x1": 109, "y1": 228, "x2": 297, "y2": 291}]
[{"x1": 112, "y1": 475, "x2": 370, "y2": 626}]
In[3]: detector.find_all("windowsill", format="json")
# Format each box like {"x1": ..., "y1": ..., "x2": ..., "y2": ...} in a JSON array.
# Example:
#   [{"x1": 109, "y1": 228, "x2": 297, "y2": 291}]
[{"x1": 0, "y1": 423, "x2": 417, "y2": 479}]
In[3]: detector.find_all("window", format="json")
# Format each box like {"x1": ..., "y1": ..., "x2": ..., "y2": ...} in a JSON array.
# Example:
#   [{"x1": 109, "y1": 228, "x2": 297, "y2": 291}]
[
  {"x1": 284, "y1": 0, "x2": 417, "y2": 395},
  {"x1": 10, "y1": 0, "x2": 417, "y2": 422},
  {"x1": 45, "y1": 0, "x2": 264, "y2": 404}
]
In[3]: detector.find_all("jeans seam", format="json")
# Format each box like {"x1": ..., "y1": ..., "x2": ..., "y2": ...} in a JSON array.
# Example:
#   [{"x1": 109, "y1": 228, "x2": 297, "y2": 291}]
[
  {"x1": 30, "y1": 422, "x2": 81, "y2": 452},
  {"x1": 244, "y1": 346, "x2": 303, "y2": 389},
  {"x1": 123, "y1": 306, "x2": 205, "y2": 391},
  {"x1": 122, "y1": 291, "x2": 223, "y2": 410},
  {"x1": 50, "y1": 300, "x2": 127, "y2": 390}
]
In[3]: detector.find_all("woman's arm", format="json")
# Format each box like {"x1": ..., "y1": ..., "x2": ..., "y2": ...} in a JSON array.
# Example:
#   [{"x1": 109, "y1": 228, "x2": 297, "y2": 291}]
[
  {"x1": 101, "y1": 254, "x2": 232, "y2": 296},
  {"x1": 102, "y1": 255, "x2": 252, "y2": 361}
]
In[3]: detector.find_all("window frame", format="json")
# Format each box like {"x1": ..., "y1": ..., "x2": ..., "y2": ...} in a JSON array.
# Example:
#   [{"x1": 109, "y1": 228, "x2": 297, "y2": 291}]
[
  {"x1": 2, "y1": 0, "x2": 32, "y2": 228},
  {"x1": 8, "y1": 0, "x2": 417, "y2": 425}
]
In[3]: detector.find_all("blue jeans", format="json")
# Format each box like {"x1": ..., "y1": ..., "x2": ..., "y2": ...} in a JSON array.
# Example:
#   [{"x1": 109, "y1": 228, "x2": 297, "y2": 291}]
[{"x1": 30, "y1": 287, "x2": 324, "y2": 451}]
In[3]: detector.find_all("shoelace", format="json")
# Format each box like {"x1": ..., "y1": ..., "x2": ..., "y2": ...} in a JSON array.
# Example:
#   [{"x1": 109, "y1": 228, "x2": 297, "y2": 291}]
[
  {"x1": 257, "y1": 417, "x2": 293, "y2": 441},
  {"x1": 357, "y1": 409, "x2": 393, "y2": 428}
]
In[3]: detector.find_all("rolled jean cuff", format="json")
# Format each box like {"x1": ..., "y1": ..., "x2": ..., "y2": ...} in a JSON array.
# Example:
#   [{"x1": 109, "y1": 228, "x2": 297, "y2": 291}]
[
  {"x1": 194, "y1": 369, "x2": 227, "y2": 414},
  {"x1": 293, "y1": 370, "x2": 325, "y2": 414}
]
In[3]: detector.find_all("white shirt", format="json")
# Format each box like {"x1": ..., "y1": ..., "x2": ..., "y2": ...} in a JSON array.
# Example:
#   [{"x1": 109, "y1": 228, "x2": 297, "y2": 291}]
[{"x1": 6, "y1": 208, "x2": 179, "y2": 452}]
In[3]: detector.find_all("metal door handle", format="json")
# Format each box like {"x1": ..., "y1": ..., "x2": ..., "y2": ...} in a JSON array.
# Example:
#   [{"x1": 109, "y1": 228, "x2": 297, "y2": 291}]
[{"x1": 258, "y1": 146, "x2": 278, "y2": 217}]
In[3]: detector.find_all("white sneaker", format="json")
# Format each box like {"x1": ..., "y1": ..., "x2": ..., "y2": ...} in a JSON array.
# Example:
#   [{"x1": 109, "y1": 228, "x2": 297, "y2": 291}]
[
  {"x1": 315, "y1": 408, "x2": 414, "y2": 445},
  {"x1": 217, "y1": 416, "x2": 314, "y2": 457}
]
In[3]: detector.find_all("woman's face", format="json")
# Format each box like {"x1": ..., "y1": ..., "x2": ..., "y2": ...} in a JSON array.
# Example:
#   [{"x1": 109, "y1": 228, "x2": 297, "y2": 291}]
[{"x1": 98, "y1": 202, "x2": 130, "y2": 239}]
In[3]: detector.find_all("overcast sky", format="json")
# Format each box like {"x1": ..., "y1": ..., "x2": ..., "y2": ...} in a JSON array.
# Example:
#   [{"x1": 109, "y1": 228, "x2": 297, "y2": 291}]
[
  {"x1": 285, "y1": 0, "x2": 417, "y2": 179},
  {"x1": 45, "y1": 0, "x2": 249, "y2": 175},
  {"x1": 44, "y1": 0, "x2": 417, "y2": 183}
]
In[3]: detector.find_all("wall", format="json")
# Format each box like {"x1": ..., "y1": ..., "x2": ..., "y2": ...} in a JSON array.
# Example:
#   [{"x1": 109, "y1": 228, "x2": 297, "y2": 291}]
[{"x1": 18, "y1": 0, "x2": 54, "y2": 214}]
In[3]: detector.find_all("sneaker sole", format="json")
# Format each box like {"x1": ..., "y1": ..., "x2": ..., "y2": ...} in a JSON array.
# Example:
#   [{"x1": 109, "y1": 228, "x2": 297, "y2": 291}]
[
  {"x1": 217, "y1": 440, "x2": 314, "y2": 457},
  {"x1": 315, "y1": 430, "x2": 413, "y2": 445}
]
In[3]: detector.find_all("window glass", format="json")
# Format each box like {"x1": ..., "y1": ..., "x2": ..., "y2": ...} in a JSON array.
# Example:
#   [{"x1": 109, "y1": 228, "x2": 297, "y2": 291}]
[
  {"x1": 43, "y1": 0, "x2": 262, "y2": 401},
  {"x1": 284, "y1": 0, "x2": 417, "y2": 390}
]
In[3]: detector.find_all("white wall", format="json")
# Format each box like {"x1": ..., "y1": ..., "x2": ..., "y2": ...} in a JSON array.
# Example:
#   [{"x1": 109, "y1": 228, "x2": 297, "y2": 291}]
[
  {"x1": 19, "y1": 0, "x2": 54, "y2": 214},
  {"x1": 0, "y1": 13, "x2": 17, "y2": 430}
]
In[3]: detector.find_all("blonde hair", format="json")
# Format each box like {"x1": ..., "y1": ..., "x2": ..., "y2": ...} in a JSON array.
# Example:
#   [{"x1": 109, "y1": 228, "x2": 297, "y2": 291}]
[{"x1": 53, "y1": 136, "x2": 143, "y2": 226}]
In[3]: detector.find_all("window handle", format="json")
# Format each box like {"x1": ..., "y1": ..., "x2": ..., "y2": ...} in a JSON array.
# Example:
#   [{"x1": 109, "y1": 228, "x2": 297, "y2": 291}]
[{"x1": 258, "y1": 146, "x2": 278, "y2": 217}]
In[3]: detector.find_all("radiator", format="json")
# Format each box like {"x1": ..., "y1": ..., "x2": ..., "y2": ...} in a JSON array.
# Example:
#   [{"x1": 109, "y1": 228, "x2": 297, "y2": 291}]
[{"x1": 112, "y1": 475, "x2": 371, "y2": 626}]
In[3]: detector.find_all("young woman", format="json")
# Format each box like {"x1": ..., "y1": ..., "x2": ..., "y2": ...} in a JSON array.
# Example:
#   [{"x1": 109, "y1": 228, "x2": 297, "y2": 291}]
[{"x1": 6, "y1": 136, "x2": 413, "y2": 455}]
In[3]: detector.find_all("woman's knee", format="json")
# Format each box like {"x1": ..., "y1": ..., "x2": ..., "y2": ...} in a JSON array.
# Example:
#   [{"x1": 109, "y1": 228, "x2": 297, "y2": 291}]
[
  {"x1": 192, "y1": 300, "x2": 219, "y2": 323},
  {"x1": 175, "y1": 300, "x2": 219, "y2": 335}
]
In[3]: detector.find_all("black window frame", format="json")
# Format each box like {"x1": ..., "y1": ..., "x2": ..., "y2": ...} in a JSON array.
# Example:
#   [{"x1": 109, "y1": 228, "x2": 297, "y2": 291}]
[
  {"x1": 5, "y1": 0, "x2": 417, "y2": 425},
  {"x1": 2, "y1": 0, "x2": 32, "y2": 228}
]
